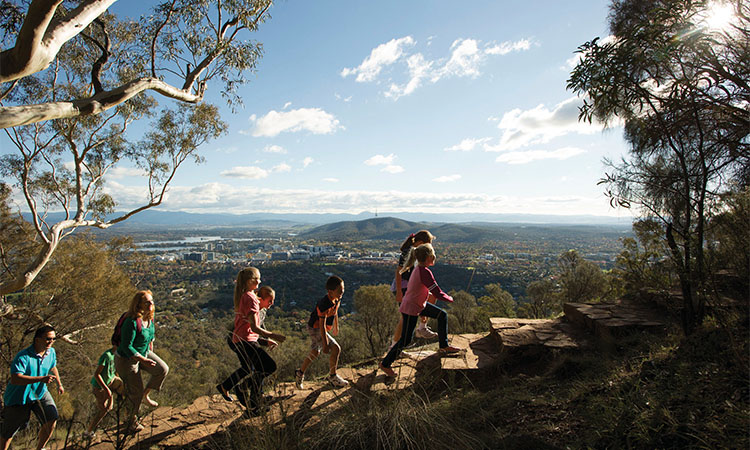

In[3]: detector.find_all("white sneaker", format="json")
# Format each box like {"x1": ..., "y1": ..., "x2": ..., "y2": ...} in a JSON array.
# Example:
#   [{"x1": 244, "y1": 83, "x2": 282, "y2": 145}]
[
  {"x1": 415, "y1": 326, "x2": 437, "y2": 339},
  {"x1": 294, "y1": 369, "x2": 304, "y2": 389},
  {"x1": 328, "y1": 373, "x2": 349, "y2": 388}
]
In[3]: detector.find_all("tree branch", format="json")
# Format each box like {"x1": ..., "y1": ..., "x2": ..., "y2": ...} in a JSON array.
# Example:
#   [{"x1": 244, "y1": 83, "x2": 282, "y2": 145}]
[{"x1": 0, "y1": 77, "x2": 204, "y2": 129}]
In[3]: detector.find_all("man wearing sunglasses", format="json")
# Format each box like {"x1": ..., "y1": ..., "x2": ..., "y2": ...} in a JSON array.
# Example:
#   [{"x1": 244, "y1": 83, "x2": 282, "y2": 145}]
[{"x1": 1, "y1": 325, "x2": 64, "y2": 450}]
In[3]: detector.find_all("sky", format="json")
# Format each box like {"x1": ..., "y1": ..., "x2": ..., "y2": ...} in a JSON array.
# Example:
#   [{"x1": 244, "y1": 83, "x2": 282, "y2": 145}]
[{"x1": 7, "y1": 0, "x2": 640, "y2": 219}]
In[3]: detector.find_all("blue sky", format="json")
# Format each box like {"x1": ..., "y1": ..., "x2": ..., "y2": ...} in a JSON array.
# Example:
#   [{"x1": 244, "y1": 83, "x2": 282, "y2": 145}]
[{"x1": 10, "y1": 0, "x2": 639, "y2": 219}]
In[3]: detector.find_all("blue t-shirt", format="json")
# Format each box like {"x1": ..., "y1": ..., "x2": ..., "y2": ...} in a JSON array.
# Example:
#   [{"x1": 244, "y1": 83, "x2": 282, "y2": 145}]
[{"x1": 3, "y1": 345, "x2": 57, "y2": 406}]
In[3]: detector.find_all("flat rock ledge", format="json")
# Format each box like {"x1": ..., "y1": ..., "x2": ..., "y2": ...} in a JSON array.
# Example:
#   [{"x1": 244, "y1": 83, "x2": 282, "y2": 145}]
[{"x1": 563, "y1": 302, "x2": 664, "y2": 342}]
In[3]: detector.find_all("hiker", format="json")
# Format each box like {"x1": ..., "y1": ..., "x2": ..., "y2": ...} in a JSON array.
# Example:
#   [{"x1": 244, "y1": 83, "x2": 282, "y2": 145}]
[
  {"x1": 1, "y1": 325, "x2": 64, "y2": 450},
  {"x1": 217, "y1": 268, "x2": 286, "y2": 416},
  {"x1": 231, "y1": 285, "x2": 279, "y2": 408},
  {"x1": 380, "y1": 243, "x2": 460, "y2": 377},
  {"x1": 84, "y1": 344, "x2": 124, "y2": 441},
  {"x1": 389, "y1": 230, "x2": 438, "y2": 353},
  {"x1": 115, "y1": 290, "x2": 169, "y2": 433},
  {"x1": 294, "y1": 275, "x2": 349, "y2": 389}
]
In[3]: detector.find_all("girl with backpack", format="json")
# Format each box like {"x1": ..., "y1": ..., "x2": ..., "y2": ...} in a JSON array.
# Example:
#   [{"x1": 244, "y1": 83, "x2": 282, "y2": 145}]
[{"x1": 114, "y1": 290, "x2": 169, "y2": 433}]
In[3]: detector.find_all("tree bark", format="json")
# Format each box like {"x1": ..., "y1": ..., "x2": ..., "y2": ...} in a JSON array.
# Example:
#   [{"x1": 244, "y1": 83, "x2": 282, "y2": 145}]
[
  {"x1": 0, "y1": 77, "x2": 204, "y2": 129},
  {"x1": 0, "y1": 0, "x2": 118, "y2": 83}
]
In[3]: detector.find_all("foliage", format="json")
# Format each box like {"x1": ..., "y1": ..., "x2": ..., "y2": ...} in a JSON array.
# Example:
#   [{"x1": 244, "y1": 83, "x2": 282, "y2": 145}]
[
  {"x1": 557, "y1": 249, "x2": 612, "y2": 303},
  {"x1": 568, "y1": 0, "x2": 750, "y2": 333},
  {"x1": 520, "y1": 278, "x2": 560, "y2": 318},
  {"x1": 612, "y1": 218, "x2": 677, "y2": 299},
  {"x1": 352, "y1": 284, "x2": 398, "y2": 357}
]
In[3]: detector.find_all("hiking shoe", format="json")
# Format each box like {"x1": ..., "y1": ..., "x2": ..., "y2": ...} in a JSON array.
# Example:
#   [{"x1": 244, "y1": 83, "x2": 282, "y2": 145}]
[
  {"x1": 379, "y1": 363, "x2": 396, "y2": 378},
  {"x1": 126, "y1": 421, "x2": 144, "y2": 434},
  {"x1": 438, "y1": 345, "x2": 462, "y2": 355},
  {"x1": 328, "y1": 373, "x2": 349, "y2": 388},
  {"x1": 216, "y1": 384, "x2": 233, "y2": 402},
  {"x1": 294, "y1": 369, "x2": 305, "y2": 390},
  {"x1": 415, "y1": 326, "x2": 438, "y2": 339}
]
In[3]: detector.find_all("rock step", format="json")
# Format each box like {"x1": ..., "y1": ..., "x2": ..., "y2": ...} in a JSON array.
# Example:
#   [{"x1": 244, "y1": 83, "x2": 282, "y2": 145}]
[
  {"x1": 563, "y1": 302, "x2": 664, "y2": 342},
  {"x1": 490, "y1": 318, "x2": 582, "y2": 351},
  {"x1": 440, "y1": 333, "x2": 502, "y2": 371}
]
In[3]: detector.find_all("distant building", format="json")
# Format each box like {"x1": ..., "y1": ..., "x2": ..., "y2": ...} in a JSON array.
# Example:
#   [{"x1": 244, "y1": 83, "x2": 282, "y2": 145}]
[
  {"x1": 205, "y1": 252, "x2": 215, "y2": 261},
  {"x1": 271, "y1": 251, "x2": 289, "y2": 261},
  {"x1": 170, "y1": 288, "x2": 186, "y2": 297},
  {"x1": 184, "y1": 252, "x2": 205, "y2": 262}
]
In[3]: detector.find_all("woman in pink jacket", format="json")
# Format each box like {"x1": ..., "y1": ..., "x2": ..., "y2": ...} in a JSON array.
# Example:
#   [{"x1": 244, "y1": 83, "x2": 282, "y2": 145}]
[{"x1": 380, "y1": 243, "x2": 460, "y2": 377}]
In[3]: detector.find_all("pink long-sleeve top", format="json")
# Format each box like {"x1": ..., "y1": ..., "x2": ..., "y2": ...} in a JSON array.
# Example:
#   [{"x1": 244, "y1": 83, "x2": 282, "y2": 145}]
[{"x1": 399, "y1": 265, "x2": 453, "y2": 316}]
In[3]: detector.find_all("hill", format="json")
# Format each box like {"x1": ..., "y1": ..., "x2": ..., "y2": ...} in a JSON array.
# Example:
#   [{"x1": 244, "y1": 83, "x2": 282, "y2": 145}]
[{"x1": 300, "y1": 217, "x2": 631, "y2": 243}]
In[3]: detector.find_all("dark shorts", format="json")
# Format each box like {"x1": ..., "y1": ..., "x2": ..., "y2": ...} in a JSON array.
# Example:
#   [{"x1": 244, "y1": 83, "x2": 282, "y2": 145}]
[{"x1": 0, "y1": 391, "x2": 58, "y2": 439}]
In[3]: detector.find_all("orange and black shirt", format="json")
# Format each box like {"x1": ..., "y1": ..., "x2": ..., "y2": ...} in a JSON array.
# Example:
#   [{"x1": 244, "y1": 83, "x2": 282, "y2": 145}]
[{"x1": 307, "y1": 294, "x2": 340, "y2": 331}]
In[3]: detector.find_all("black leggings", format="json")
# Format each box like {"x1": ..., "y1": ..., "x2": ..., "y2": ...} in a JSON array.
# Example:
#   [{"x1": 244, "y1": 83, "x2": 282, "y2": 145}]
[
  {"x1": 382, "y1": 303, "x2": 449, "y2": 368},
  {"x1": 220, "y1": 339, "x2": 276, "y2": 407}
]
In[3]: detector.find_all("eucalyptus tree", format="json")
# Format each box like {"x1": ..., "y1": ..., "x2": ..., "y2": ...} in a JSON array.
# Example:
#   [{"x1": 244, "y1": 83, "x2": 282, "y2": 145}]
[
  {"x1": 0, "y1": 1, "x2": 272, "y2": 305},
  {"x1": 568, "y1": 0, "x2": 750, "y2": 333}
]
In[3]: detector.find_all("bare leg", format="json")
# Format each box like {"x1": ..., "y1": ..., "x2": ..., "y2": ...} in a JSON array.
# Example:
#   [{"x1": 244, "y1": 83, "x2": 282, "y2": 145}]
[
  {"x1": 328, "y1": 344, "x2": 341, "y2": 376},
  {"x1": 36, "y1": 420, "x2": 56, "y2": 450},
  {"x1": 1, "y1": 436, "x2": 12, "y2": 450},
  {"x1": 300, "y1": 349, "x2": 319, "y2": 373}
]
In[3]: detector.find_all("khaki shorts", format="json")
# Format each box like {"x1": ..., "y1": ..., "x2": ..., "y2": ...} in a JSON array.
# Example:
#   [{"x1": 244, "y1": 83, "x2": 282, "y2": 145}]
[{"x1": 307, "y1": 326, "x2": 338, "y2": 352}]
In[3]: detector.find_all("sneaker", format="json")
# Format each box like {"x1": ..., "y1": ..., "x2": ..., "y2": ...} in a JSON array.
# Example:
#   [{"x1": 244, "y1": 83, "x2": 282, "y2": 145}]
[
  {"x1": 438, "y1": 345, "x2": 462, "y2": 355},
  {"x1": 216, "y1": 384, "x2": 233, "y2": 402},
  {"x1": 415, "y1": 326, "x2": 438, "y2": 339},
  {"x1": 328, "y1": 373, "x2": 349, "y2": 388},
  {"x1": 379, "y1": 363, "x2": 396, "y2": 378},
  {"x1": 126, "y1": 421, "x2": 144, "y2": 434},
  {"x1": 294, "y1": 369, "x2": 305, "y2": 390}
]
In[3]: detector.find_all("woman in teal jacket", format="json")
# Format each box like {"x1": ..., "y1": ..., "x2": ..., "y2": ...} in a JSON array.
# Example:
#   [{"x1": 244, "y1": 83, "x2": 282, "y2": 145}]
[{"x1": 114, "y1": 290, "x2": 169, "y2": 433}]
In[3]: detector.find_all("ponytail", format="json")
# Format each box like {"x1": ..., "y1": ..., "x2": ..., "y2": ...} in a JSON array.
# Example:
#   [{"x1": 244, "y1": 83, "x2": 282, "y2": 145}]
[
  {"x1": 399, "y1": 230, "x2": 434, "y2": 252},
  {"x1": 400, "y1": 243, "x2": 435, "y2": 274}
]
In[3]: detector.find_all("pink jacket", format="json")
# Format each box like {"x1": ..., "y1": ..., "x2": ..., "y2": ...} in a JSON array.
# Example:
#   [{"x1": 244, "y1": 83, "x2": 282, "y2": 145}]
[{"x1": 399, "y1": 265, "x2": 453, "y2": 316}]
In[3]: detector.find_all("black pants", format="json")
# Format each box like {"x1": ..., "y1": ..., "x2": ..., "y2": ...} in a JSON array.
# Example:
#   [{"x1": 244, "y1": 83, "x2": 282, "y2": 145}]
[
  {"x1": 382, "y1": 302, "x2": 449, "y2": 368},
  {"x1": 220, "y1": 338, "x2": 276, "y2": 408}
]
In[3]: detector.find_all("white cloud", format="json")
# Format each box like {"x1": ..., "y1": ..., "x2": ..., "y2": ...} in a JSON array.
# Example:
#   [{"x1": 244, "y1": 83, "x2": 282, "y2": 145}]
[
  {"x1": 107, "y1": 167, "x2": 146, "y2": 179},
  {"x1": 214, "y1": 146, "x2": 239, "y2": 154},
  {"x1": 272, "y1": 163, "x2": 292, "y2": 173},
  {"x1": 248, "y1": 108, "x2": 343, "y2": 137},
  {"x1": 102, "y1": 181, "x2": 627, "y2": 216},
  {"x1": 302, "y1": 157, "x2": 314, "y2": 168},
  {"x1": 263, "y1": 144, "x2": 287, "y2": 154},
  {"x1": 433, "y1": 174, "x2": 462, "y2": 183},
  {"x1": 382, "y1": 165, "x2": 404, "y2": 174},
  {"x1": 364, "y1": 154, "x2": 396, "y2": 166},
  {"x1": 445, "y1": 137, "x2": 492, "y2": 152},
  {"x1": 351, "y1": 37, "x2": 533, "y2": 100},
  {"x1": 335, "y1": 93, "x2": 353, "y2": 102},
  {"x1": 220, "y1": 166, "x2": 269, "y2": 179},
  {"x1": 341, "y1": 36, "x2": 416, "y2": 82},
  {"x1": 385, "y1": 53, "x2": 434, "y2": 100},
  {"x1": 495, "y1": 147, "x2": 586, "y2": 165},
  {"x1": 486, "y1": 97, "x2": 605, "y2": 151},
  {"x1": 283, "y1": 102, "x2": 292, "y2": 109},
  {"x1": 485, "y1": 39, "x2": 532, "y2": 55},
  {"x1": 323, "y1": 178, "x2": 339, "y2": 183}
]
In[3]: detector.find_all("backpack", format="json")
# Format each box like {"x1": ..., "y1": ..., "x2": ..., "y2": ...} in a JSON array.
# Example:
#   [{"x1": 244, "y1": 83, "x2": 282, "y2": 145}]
[{"x1": 111, "y1": 312, "x2": 143, "y2": 347}]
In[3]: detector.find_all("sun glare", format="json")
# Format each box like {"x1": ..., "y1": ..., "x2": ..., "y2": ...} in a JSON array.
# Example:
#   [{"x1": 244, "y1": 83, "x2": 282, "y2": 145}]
[{"x1": 700, "y1": 2, "x2": 736, "y2": 32}]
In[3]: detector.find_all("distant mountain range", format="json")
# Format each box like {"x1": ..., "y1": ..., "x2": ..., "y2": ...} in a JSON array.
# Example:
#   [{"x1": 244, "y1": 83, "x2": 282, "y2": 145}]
[{"x1": 27, "y1": 209, "x2": 632, "y2": 229}]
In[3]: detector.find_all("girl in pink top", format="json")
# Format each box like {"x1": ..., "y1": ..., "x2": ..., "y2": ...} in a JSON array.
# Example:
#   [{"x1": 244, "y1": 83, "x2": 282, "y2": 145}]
[
  {"x1": 380, "y1": 244, "x2": 460, "y2": 376},
  {"x1": 217, "y1": 267, "x2": 286, "y2": 415}
]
